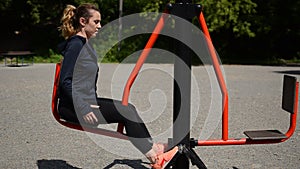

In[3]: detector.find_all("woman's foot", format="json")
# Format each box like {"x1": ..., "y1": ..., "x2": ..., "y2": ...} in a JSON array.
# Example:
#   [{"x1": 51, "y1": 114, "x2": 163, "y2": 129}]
[
  {"x1": 152, "y1": 143, "x2": 168, "y2": 155},
  {"x1": 150, "y1": 146, "x2": 178, "y2": 169},
  {"x1": 145, "y1": 143, "x2": 168, "y2": 164},
  {"x1": 145, "y1": 149, "x2": 158, "y2": 164}
]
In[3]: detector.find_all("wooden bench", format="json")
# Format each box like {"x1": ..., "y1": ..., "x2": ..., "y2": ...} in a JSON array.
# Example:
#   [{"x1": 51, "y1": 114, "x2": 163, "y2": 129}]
[{"x1": 1, "y1": 51, "x2": 34, "y2": 66}]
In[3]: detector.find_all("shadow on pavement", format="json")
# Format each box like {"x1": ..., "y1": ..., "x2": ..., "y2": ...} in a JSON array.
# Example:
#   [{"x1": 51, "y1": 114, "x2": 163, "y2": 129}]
[
  {"x1": 37, "y1": 159, "x2": 81, "y2": 169},
  {"x1": 103, "y1": 159, "x2": 149, "y2": 169},
  {"x1": 274, "y1": 70, "x2": 300, "y2": 75}
]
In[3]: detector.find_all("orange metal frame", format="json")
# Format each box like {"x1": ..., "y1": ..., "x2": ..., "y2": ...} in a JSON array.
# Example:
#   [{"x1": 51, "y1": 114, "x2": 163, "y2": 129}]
[
  {"x1": 117, "y1": 10, "x2": 299, "y2": 146},
  {"x1": 198, "y1": 13, "x2": 299, "y2": 146},
  {"x1": 51, "y1": 7, "x2": 298, "y2": 146}
]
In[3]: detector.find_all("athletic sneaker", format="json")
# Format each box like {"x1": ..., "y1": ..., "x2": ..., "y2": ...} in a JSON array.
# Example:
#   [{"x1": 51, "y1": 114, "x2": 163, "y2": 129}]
[{"x1": 151, "y1": 146, "x2": 179, "y2": 169}]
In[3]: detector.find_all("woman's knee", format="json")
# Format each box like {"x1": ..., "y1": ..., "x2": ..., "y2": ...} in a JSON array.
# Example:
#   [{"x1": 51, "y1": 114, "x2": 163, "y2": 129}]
[
  {"x1": 122, "y1": 104, "x2": 143, "y2": 123},
  {"x1": 127, "y1": 103, "x2": 137, "y2": 111}
]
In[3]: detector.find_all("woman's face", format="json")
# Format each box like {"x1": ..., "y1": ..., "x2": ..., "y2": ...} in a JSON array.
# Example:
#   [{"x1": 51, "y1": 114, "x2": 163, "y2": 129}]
[{"x1": 84, "y1": 9, "x2": 101, "y2": 39}]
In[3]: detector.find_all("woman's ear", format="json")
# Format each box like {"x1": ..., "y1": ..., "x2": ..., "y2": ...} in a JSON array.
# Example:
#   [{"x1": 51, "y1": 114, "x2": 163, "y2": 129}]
[{"x1": 79, "y1": 17, "x2": 87, "y2": 27}]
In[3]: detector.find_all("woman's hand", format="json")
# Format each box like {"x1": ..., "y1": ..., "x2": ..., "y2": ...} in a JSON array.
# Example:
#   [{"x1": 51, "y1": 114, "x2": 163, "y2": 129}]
[{"x1": 83, "y1": 112, "x2": 98, "y2": 124}]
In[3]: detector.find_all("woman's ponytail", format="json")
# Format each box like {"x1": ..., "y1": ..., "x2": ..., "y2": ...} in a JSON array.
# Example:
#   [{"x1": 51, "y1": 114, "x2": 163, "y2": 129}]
[{"x1": 59, "y1": 5, "x2": 77, "y2": 39}]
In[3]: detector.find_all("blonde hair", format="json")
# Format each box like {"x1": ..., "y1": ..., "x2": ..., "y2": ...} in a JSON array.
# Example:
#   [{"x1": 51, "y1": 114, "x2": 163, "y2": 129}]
[
  {"x1": 59, "y1": 5, "x2": 76, "y2": 39},
  {"x1": 59, "y1": 4, "x2": 100, "y2": 39}
]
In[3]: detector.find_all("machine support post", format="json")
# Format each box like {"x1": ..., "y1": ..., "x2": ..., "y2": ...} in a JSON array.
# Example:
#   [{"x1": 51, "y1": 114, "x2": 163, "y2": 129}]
[{"x1": 172, "y1": 0, "x2": 194, "y2": 168}]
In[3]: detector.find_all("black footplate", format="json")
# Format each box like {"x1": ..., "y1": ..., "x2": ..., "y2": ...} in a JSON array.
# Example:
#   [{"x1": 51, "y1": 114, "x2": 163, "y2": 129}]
[{"x1": 244, "y1": 130, "x2": 287, "y2": 140}]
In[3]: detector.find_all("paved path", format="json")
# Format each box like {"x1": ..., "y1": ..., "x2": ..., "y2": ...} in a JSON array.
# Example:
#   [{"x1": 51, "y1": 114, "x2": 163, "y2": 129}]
[{"x1": 0, "y1": 64, "x2": 299, "y2": 169}]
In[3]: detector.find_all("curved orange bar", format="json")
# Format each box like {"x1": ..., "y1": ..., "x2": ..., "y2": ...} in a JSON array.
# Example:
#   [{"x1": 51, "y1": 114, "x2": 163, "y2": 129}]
[
  {"x1": 197, "y1": 81, "x2": 298, "y2": 146},
  {"x1": 118, "y1": 11, "x2": 170, "y2": 133},
  {"x1": 51, "y1": 63, "x2": 62, "y2": 122},
  {"x1": 198, "y1": 13, "x2": 229, "y2": 140},
  {"x1": 197, "y1": 138, "x2": 286, "y2": 146},
  {"x1": 52, "y1": 63, "x2": 128, "y2": 140},
  {"x1": 121, "y1": 11, "x2": 169, "y2": 106},
  {"x1": 285, "y1": 81, "x2": 299, "y2": 139}
]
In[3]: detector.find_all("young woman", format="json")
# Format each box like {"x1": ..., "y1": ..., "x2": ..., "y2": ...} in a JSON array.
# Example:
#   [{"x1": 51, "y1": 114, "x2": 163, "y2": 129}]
[{"x1": 57, "y1": 3, "x2": 177, "y2": 168}]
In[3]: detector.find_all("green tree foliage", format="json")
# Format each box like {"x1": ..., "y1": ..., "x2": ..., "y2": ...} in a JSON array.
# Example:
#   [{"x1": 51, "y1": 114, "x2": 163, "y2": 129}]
[
  {"x1": 251, "y1": 0, "x2": 300, "y2": 60},
  {"x1": 219, "y1": 0, "x2": 300, "y2": 63},
  {"x1": 0, "y1": 0, "x2": 298, "y2": 63},
  {"x1": 198, "y1": 0, "x2": 257, "y2": 37}
]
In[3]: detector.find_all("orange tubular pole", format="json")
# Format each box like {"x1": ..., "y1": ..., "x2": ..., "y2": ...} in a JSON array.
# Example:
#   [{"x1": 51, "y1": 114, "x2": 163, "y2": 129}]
[
  {"x1": 52, "y1": 64, "x2": 61, "y2": 121},
  {"x1": 198, "y1": 139, "x2": 246, "y2": 146},
  {"x1": 285, "y1": 82, "x2": 299, "y2": 139},
  {"x1": 197, "y1": 138, "x2": 285, "y2": 146},
  {"x1": 198, "y1": 13, "x2": 229, "y2": 140},
  {"x1": 117, "y1": 11, "x2": 169, "y2": 133},
  {"x1": 121, "y1": 11, "x2": 169, "y2": 106}
]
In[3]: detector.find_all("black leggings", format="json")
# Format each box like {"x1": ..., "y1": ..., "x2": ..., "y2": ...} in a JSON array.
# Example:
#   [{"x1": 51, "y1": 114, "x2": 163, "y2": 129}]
[{"x1": 58, "y1": 98, "x2": 153, "y2": 154}]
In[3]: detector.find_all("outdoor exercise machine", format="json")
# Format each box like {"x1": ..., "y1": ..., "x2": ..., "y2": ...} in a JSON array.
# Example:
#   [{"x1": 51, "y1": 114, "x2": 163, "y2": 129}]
[{"x1": 51, "y1": 0, "x2": 299, "y2": 168}]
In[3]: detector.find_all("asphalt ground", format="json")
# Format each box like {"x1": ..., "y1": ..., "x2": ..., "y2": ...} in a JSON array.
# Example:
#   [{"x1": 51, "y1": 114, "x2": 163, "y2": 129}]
[{"x1": 0, "y1": 63, "x2": 299, "y2": 169}]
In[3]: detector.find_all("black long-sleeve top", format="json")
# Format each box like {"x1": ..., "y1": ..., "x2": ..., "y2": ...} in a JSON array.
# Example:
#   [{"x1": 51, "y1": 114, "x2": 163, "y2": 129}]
[{"x1": 58, "y1": 35, "x2": 100, "y2": 116}]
